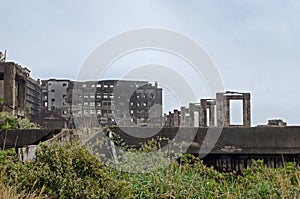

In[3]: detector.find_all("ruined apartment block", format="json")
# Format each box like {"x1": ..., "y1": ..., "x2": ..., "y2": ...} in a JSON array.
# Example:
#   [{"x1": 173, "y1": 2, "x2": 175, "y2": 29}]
[
  {"x1": 0, "y1": 62, "x2": 42, "y2": 119},
  {"x1": 71, "y1": 80, "x2": 163, "y2": 127},
  {"x1": 41, "y1": 79, "x2": 72, "y2": 118},
  {"x1": 26, "y1": 74, "x2": 42, "y2": 121}
]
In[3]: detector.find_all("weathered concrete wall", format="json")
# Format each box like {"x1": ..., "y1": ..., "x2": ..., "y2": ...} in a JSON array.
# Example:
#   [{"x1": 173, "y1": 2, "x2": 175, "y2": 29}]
[
  {"x1": 0, "y1": 129, "x2": 62, "y2": 148},
  {"x1": 0, "y1": 81, "x2": 3, "y2": 99},
  {"x1": 9, "y1": 126, "x2": 299, "y2": 156},
  {"x1": 111, "y1": 126, "x2": 300, "y2": 155},
  {"x1": 17, "y1": 129, "x2": 76, "y2": 162}
]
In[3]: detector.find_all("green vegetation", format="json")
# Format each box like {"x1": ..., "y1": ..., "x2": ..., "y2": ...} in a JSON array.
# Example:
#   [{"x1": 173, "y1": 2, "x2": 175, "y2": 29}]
[
  {"x1": 0, "y1": 112, "x2": 38, "y2": 129},
  {"x1": 1, "y1": 140, "x2": 300, "y2": 199}
]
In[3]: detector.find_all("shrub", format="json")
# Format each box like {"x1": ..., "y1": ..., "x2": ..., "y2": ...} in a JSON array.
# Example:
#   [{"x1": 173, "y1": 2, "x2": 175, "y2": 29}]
[
  {"x1": 0, "y1": 112, "x2": 38, "y2": 129},
  {"x1": 12, "y1": 142, "x2": 128, "y2": 199},
  {"x1": 0, "y1": 137, "x2": 300, "y2": 198}
]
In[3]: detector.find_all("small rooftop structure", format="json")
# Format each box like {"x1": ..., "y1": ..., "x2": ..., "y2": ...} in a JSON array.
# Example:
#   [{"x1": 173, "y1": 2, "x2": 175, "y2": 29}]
[{"x1": 267, "y1": 119, "x2": 287, "y2": 127}]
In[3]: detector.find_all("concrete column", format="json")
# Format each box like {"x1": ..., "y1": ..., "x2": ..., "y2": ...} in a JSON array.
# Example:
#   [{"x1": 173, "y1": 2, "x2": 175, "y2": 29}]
[
  {"x1": 174, "y1": 109, "x2": 179, "y2": 127},
  {"x1": 209, "y1": 105, "x2": 215, "y2": 126},
  {"x1": 170, "y1": 113, "x2": 174, "y2": 127},
  {"x1": 163, "y1": 113, "x2": 167, "y2": 126},
  {"x1": 3, "y1": 63, "x2": 16, "y2": 115},
  {"x1": 243, "y1": 93, "x2": 251, "y2": 127},
  {"x1": 167, "y1": 111, "x2": 172, "y2": 127},
  {"x1": 180, "y1": 106, "x2": 185, "y2": 127},
  {"x1": 189, "y1": 103, "x2": 195, "y2": 127},
  {"x1": 216, "y1": 93, "x2": 224, "y2": 127},
  {"x1": 199, "y1": 106, "x2": 206, "y2": 127},
  {"x1": 185, "y1": 109, "x2": 190, "y2": 127},
  {"x1": 224, "y1": 97, "x2": 230, "y2": 127},
  {"x1": 165, "y1": 114, "x2": 169, "y2": 127},
  {"x1": 199, "y1": 99, "x2": 206, "y2": 127}
]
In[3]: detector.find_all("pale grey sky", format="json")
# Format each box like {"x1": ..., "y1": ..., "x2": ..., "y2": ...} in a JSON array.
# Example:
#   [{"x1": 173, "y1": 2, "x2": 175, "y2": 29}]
[{"x1": 1, "y1": 0, "x2": 300, "y2": 125}]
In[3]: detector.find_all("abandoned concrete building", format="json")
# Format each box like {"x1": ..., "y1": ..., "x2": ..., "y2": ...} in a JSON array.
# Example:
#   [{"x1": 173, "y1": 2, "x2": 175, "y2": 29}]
[
  {"x1": 0, "y1": 61, "x2": 42, "y2": 120},
  {"x1": 40, "y1": 79, "x2": 73, "y2": 128},
  {"x1": 41, "y1": 79, "x2": 72, "y2": 118},
  {"x1": 164, "y1": 91, "x2": 252, "y2": 128},
  {"x1": 39, "y1": 79, "x2": 163, "y2": 127},
  {"x1": 27, "y1": 75, "x2": 42, "y2": 121},
  {"x1": 71, "y1": 80, "x2": 163, "y2": 126}
]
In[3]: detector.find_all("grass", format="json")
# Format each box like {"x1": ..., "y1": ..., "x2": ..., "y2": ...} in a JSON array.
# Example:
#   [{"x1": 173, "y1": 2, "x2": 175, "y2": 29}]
[
  {"x1": 0, "y1": 184, "x2": 42, "y2": 199},
  {"x1": 0, "y1": 140, "x2": 300, "y2": 198}
]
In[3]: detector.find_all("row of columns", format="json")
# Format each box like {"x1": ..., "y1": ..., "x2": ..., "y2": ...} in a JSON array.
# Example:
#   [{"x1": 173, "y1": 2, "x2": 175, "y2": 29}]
[{"x1": 164, "y1": 91, "x2": 251, "y2": 128}]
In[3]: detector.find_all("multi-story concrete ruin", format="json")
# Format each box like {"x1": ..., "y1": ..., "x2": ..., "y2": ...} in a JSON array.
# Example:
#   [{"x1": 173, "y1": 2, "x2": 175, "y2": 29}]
[
  {"x1": 40, "y1": 79, "x2": 72, "y2": 128},
  {"x1": 26, "y1": 74, "x2": 42, "y2": 121},
  {"x1": 0, "y1": 62, "x2": 28, "y2": 117},
  {"x1": 40, "y1": 79, "x2": 162, "y2": 127},
  {"x1": 41, "y1": 79, "x2": 72, "y2": 118},
  {"x1": 0, "y1": 61, "x2": 42, "y2": 119},
  {"x1": 71, "y1": 80, "x2": 163, "y2": 126}
]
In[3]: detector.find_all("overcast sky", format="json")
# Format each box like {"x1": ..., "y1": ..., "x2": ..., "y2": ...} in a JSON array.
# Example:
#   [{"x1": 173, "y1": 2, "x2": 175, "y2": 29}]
[{"x1": 1, "y1": 0, "x2": 300, "y2": 125}]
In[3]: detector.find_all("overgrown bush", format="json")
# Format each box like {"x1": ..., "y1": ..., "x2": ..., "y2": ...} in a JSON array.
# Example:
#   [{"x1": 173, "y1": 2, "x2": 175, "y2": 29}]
[
  {"x1": 0, "y1": 112, "x2": 38, "y2": 129},
  {"x1": 9, "y1": 142, "x2": 128, "y2": 199},
  {"x1": 0, "y1": 139, "x2": 300, "y2": 198}
]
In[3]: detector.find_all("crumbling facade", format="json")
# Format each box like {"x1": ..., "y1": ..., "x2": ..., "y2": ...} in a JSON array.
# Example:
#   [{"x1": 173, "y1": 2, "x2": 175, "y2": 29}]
[
  {"x1": 41, "y1": 79, "x2": 72, "y2": 118},
  {"x1": 0, "y1": 62, "x2": 43, "y2": 120},
  {"x1": 0, "y1": 62, "x2": 29, "y2": 117},
  {"x1": 0, "y1": 62, "x2": 42, "y2": 120},
  {"x1": 69, "y1": 80, "x2": 163, "y2": 127},
  {"x1": 26, "y1": 76, "x2": 42, "y2": 121}
]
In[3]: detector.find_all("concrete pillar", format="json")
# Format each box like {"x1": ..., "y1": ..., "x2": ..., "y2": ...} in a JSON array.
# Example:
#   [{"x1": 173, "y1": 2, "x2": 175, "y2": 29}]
[
  {"x1": 180, "y1": 106, "x2": 185, "y2": 127},
  {"x1": 174, "y1": 109, "x2": 179, "y2": 127},
  {"x1": 209, "y1": 105, "x2": 215, "y2": 126},
  {"x1": 243, "y1": 93, "x2": 251, "y2": 127},
  {"x1": 185, "y1": 109, "x2": 190, "y2": 127},
  {"x1": 167, "y1": 111, "x2": 172, "y2": 127},
  {"x1": 199, "y1": 105, "x2": 206, "y2": 127},
  {"x1": 216, "y1": 93, "x2": 224, "y2": 127},
  {"x1": 224, "y1": 97, "x2": 230, "y2": 127},
  {"x1": 200, "y1": 99, "x2": 207, "y2": 127},
  {"x1": 189, "y1": 103, "x2": 195, "y2": 127},
  {"x1": 163, "y1": 113, "x2": 168, "y2": 126},
  {"x1": 3, "y1": 63, "x2": 16, "y2": 115},
  {"x1": 166, "y1": 115, "x2": 170, "y2": 127},
  {"x1": 170, "y1": 113, "x2": 174, "y2": 127}
]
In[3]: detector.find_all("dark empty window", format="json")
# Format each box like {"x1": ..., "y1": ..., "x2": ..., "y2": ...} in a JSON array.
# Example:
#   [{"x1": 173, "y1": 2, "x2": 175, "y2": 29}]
[
  {"x1": 51, "y1": 98, "x2": 55, "y2": 102},
  {"x1": 51, "y1": 89, "x2": 55, "y2": 92},
  {"x1": 63, "y1": 83, "x2": 67, "y2": 87}
]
